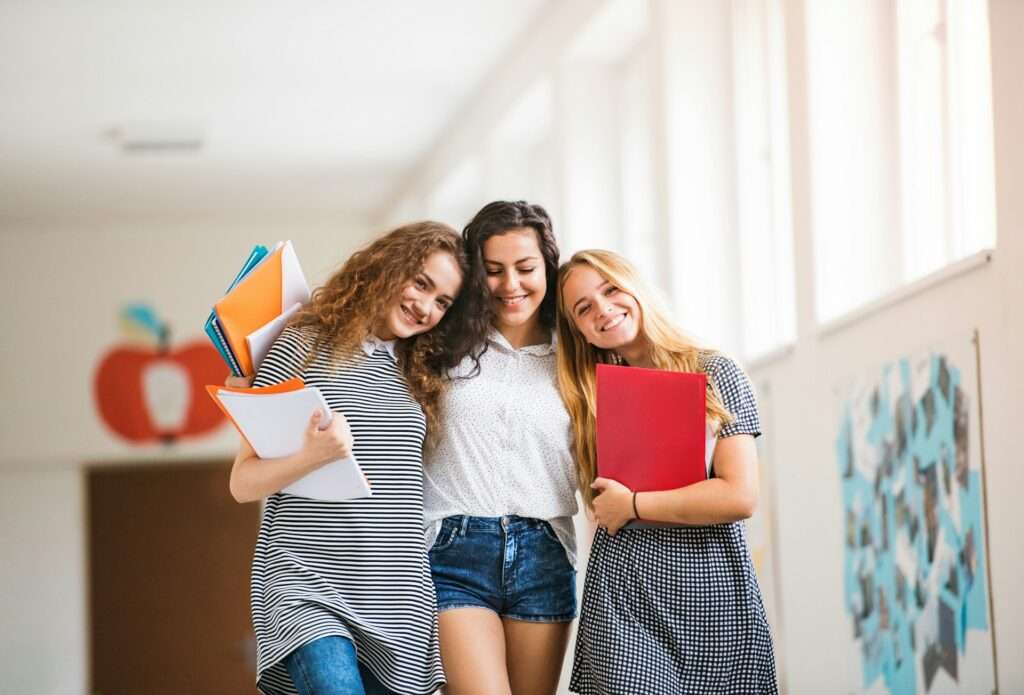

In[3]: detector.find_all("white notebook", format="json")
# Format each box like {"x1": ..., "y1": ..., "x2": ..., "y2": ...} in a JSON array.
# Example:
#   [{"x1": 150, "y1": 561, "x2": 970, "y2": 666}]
[
  {"x1": 215, "y1": 387, "x2": 371, "y2": 502},
  {"x1": 246, "y1": 302, "x2": 303, "y2": 373}
]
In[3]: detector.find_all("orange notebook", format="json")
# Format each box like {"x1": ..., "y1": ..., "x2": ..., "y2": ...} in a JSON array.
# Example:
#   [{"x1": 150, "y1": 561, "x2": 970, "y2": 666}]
[
  {"x1": 596, "y1": 363, "x2": 707, "y2": 493},
  {"x1": 213, "y1": 241, "x2": 309, "y2": 376}
]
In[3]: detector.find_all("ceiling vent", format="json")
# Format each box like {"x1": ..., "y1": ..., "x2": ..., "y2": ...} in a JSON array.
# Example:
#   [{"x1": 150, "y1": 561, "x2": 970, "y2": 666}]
[{"x1": 104, "y1": 124, "x2": 205, "y2": 154}]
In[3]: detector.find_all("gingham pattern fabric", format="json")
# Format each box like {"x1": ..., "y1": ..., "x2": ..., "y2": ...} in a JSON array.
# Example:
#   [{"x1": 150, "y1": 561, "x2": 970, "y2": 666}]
[{"x1": 570, "y1": 354, "x2": 778, "y2": 695}]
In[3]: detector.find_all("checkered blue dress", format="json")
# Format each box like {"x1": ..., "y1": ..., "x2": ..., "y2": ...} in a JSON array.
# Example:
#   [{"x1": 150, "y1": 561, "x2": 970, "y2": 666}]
[{"x1": 570, "y1": 355, "x2": 778, "y2": 695}]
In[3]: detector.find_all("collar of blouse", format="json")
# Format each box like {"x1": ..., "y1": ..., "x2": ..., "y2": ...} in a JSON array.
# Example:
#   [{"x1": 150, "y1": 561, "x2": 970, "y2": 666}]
[
  {"x1": 361, "y1": 335, "x2": 398, "y2": 362},
  {"x1": 487, "y1": 327, "x2": 557, "y2": 357}
]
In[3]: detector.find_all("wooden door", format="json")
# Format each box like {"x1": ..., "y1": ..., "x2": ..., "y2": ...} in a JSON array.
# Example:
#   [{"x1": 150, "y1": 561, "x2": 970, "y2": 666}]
[{"x1": 89, "y1": 461, "x2": 260, "y2": 695}]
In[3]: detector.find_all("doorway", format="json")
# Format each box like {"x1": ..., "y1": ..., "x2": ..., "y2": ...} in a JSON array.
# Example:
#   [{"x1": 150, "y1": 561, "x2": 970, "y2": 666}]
[{"x1": 88, "y1": 461, "x2": 260, "y2": 695}]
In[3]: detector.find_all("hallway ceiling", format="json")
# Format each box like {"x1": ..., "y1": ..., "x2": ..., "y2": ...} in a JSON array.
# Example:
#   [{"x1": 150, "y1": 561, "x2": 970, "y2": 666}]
[{"x1": 0, "y1": 1, "x2": 549, "y2": 220}]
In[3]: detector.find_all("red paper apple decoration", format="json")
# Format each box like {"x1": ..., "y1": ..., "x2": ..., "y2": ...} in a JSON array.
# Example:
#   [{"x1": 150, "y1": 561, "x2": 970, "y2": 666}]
[{"x1": 94, "y1": 305, "x2": 228, "y2": 444}]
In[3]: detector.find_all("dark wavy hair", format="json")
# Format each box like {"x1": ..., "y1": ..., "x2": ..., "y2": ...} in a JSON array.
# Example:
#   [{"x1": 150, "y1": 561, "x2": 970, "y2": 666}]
[
  {"x1": 457, "y1": 200, "x2": 561, "y2": 362},
  {"x1": 291, "y1": 221, "x2": 473, "y2": 437}
]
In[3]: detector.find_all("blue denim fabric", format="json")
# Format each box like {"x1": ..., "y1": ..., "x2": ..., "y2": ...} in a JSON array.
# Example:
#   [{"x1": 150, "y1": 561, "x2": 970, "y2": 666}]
[
  {"x1": 284, "y1": 636, "x2": 397, "y2": 695},
  {"x1": 429, "y1": 515, "x2": 577, "y2": 622}
]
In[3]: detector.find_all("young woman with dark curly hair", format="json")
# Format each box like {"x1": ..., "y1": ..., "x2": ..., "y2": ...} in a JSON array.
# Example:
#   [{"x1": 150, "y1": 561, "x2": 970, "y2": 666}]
[
  {"x1": 422, "y1": 201, "x2": 578, "y2": 695},
  {"x1": 227, "y1": 221, "x2": 473, "y2": 695}
]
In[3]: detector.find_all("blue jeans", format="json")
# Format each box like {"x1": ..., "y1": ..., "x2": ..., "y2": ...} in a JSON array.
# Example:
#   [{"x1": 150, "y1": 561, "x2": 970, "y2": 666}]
[
  {"x1": 430, "y1": 515, "x2": 577, "y2": 622},
  {"x1": 284, "y1": 636, "x2": 397, "y2": 695}
]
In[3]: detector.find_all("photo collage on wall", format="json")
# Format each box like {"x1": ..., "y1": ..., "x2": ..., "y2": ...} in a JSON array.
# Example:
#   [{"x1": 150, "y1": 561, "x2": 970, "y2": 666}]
[{"x1": 834, "y1": 333, "x2": 996, "y2": 695}]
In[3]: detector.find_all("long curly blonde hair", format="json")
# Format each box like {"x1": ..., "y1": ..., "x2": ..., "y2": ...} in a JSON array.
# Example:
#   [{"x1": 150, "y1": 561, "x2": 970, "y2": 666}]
[
  {"x1": 555, "y1": 249, "x2": 734, "y2": 508},
  {"x1": 292, "y1": 221, "x2": 471, "y2": 438}
]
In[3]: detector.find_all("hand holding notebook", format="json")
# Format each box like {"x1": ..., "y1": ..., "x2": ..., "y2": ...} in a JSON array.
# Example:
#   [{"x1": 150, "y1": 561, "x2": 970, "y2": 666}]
[
  {"x1": 207, "y1": 378, "x2": 371, "y2": 502},
  {"x1": 596, "y1": 363, "x2": 708, "y2": 493},
  {"x1": 596, "y1": 364, "x2": 710, "y2": 529}
]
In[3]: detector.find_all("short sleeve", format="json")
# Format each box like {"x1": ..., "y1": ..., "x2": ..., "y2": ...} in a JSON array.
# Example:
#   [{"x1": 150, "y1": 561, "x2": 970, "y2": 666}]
[
  {"x1": 251, "y1": 325, "x2": 314, "y2": 388},
  {"x1": 704, "y1": 354, "x2": 761, "y2": 439}
]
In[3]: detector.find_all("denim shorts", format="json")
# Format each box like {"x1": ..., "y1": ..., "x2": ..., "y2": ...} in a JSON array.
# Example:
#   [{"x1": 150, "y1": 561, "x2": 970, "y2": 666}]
[{"x1": 429, "y1": 515, "x2": 577, "y2": 623}]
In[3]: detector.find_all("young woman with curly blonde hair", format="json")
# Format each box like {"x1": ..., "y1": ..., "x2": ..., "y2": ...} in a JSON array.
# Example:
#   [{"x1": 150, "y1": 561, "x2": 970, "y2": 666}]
[
  {"x1": 556, "y1": 249, "x2": 777, "y2": 695},
  {"x1": 228, "y1": 221, "x2": 475, "y2": 695}
]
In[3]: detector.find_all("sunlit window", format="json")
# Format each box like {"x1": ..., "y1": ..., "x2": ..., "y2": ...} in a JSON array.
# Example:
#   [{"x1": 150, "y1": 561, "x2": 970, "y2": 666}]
[
  {"x1": 807, "y1": 0, "x2": 996, "y2": 322},
  {"x1": 899, "y1": 0, "x2": 996, "y2": 281}
]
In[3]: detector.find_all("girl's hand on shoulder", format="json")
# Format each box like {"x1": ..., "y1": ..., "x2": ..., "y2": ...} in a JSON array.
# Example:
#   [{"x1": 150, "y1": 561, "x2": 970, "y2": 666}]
[
  {"x1": 302, "y1": 410, "x2": 354, "y2": 467},
  {"x1": 225, "y1": 375, "x2": 254, "y2": 388},
  {"x1": 591, "y1": 477, "x2": 634, "y2": 536}
]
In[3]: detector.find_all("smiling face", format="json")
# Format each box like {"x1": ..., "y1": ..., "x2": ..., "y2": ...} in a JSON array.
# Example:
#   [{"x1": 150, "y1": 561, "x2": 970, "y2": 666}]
[
  {"x1": 376, "y1": 250, "x2": 462, "y2": 340},
  {"x1": 561, "y1": 264, "x2": 644, "y2": 351},
  {"x1": 483, "y1": 228, "x2": 547, "y2": 334}
]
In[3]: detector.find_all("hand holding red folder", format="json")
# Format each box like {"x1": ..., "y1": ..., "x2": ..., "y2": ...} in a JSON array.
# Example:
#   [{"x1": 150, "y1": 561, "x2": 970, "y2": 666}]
[{"x1": 596, "y1": 363, "x2": 707, "y2": 493}]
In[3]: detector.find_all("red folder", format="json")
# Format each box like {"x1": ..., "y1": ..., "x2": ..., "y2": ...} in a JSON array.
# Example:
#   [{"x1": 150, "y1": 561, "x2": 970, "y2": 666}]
[{"x1": 596, "y1": 363, "x2": 707, "y2": 492}]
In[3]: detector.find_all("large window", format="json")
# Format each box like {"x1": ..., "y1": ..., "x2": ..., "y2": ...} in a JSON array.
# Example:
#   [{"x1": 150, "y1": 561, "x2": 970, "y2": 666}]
[
  {"x1": 388, "y1": 0, "x2": 997, "y2": 354},
  {"x1": 807, "y1": 0, "x2": 996, "y2": 322},
  {"x1": 898, "y1": 0, "x2": 996, "y2": 281}
]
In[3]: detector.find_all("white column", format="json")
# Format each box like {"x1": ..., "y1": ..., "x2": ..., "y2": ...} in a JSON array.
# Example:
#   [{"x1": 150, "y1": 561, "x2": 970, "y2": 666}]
[
  {"x1": 618, "y1": 41, "x2": 665, "y2": 294},
  {"x1": 652, "y1": 0, "x2": 741, "y2": 354}
]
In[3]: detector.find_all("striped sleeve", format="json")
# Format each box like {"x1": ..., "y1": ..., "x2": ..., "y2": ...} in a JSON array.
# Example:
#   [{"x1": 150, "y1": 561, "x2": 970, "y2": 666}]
[
  {"x1": 704, "y1": 354, "x2": 761, "y2": 439},
  {"x1": 251, "y1": 325, "x2": 313, "y2": 388}
]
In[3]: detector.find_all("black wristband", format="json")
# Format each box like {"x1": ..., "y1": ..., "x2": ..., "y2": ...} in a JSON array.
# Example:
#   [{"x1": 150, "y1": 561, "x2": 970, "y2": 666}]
[{"x1": 632, "y1": 491, "x2": 640, "y2": 520}]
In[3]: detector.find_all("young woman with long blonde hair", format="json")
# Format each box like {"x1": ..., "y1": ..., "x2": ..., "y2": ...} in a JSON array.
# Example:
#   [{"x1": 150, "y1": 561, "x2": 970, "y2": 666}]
[{"x1": 556, "y1": 249, "x2": 777, "y2": 695}]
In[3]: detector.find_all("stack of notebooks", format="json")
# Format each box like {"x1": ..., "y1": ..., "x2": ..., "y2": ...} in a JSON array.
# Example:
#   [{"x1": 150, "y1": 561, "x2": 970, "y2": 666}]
[
  {"x1": 207, "y1": 378, "x2": 371, "y2": 502},
  {"x1": 205, "y1": 241, "x2": 311, "y2": 377}
]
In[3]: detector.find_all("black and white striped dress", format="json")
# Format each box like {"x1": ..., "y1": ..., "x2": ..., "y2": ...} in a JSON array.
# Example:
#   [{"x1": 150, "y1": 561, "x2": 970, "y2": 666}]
[
  {"x1": 250, "y1": 326, "x2": 444, "y2": 695},
  {"x1": 570, "y1": 355, "x2": 778, "y2": 695}
]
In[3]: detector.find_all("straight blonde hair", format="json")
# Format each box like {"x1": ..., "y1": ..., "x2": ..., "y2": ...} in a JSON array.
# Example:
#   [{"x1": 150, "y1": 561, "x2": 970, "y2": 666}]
[{"x1": 555, "y1": 249, "x2": 734, "y2": 509}]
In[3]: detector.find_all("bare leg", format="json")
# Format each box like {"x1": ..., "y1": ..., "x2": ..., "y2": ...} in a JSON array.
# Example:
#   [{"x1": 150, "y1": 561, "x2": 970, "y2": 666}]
[
  {"x1": 503, "y1": 618, "x2": 571, "y2": 695},
  {"x1": 439, "y1": 607, "x2": 512, "y2": 695}
]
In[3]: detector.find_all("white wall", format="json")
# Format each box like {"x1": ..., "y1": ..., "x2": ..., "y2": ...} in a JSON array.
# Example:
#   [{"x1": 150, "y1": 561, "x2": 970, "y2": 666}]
[
  {"x1": 0, "y1": 212, "x2": 372, "y2": 693},
  {"x1": 1, "y1": 214, "x2": 373, "y2": 463},
  {"x1": 0, "y1": 469, "x2": 86, "y2": 694},
  {"x1": 753, "y1": 253, "x2": 1020, "y2": 692}
]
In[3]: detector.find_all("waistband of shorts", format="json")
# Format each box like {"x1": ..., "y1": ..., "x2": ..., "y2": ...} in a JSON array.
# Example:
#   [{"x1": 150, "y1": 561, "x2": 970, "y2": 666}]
[{"x1": 441, "y1": 514, "x2": 551, "y2": 534}]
